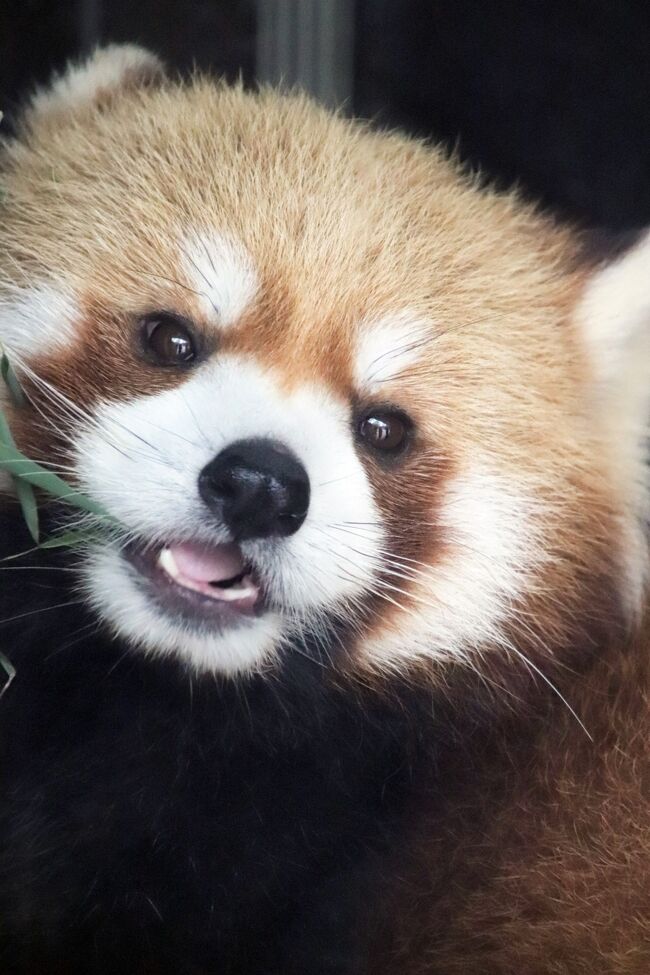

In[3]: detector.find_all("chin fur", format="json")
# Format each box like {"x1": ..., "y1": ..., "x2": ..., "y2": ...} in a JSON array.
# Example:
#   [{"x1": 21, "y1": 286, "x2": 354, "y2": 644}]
[{"x1": 81, "y1": 545, "x2": 286, "y2": 674}]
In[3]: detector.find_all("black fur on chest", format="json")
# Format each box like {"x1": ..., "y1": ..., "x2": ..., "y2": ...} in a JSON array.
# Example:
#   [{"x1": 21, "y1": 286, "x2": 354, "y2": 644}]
[{"x1": 0, "y1": 509, "x2": 465, "y2": 974}]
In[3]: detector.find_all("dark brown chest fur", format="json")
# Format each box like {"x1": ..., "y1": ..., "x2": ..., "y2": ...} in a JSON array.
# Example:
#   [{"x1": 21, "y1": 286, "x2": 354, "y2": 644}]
[{"x1": 0, "y1": 507, "x2": 648, "y2": 974}]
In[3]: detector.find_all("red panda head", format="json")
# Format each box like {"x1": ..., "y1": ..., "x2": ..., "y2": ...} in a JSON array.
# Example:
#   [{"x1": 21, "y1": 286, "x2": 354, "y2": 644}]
[{"x1": 0, "y1": 47, "x2": 648, "y2": 679}]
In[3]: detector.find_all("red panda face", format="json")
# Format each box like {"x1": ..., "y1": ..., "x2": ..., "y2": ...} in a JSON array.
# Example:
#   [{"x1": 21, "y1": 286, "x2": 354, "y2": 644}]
[{"x1": 0, "y1": 48, "x2": 647, "y2": 677}]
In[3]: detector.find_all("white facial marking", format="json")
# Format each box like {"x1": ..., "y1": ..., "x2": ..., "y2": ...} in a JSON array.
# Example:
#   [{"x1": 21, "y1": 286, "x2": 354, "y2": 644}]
[
  {"x1": 181, "y1": 230, "x2": 259, "y2": 326},
  {"x1": 355, "y1": 313, "x2": 430, "y2": 393},
  {"x1": 0, "y1": 283, "x2": 78, "y2": 357},
  {"x1": 75, "y1": 356, "x2": 384, "y2": 673},
  {"x1": 363, "y1": 465, "x2": 544, "y2": 667}
]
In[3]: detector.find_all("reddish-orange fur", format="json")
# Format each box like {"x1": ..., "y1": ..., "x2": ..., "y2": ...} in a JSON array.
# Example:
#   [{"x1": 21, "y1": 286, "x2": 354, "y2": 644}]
[
  {"x1": 369, "y1": 616, "x2": 650, "y2": 974},
  {"x1": 0, "y1": 47, "x2": 648, "y2": 971}
]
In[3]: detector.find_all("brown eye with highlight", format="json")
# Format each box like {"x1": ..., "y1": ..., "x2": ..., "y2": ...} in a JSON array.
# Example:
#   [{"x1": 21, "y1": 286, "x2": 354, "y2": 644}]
[
  {"x1": 140, "y1": 313, "x2": 198, "y2": 366},
  {"x1": 358, "y1": 409, "x2": 412, "y2": 455}
]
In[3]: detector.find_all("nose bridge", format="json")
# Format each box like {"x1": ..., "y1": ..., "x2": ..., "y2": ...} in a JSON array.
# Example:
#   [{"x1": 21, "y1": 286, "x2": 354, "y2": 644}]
[
  {"x1": 185, "y1": 357, "x2": 298, "y2": 469},
  {"x1": 197, "y1": 353, "x2": 327, "y2": 476},
  {"x1": 220, "y1": 279, "x2": 355, "y2": 399},
  {"x1": 181, "y1": 352, "x2": 351, "y2": 522}
]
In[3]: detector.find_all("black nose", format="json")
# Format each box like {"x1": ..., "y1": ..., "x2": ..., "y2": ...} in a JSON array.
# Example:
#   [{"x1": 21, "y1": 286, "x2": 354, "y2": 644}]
[{"x1": 198, "y1": 438, "x2": 310, "y2": 541}]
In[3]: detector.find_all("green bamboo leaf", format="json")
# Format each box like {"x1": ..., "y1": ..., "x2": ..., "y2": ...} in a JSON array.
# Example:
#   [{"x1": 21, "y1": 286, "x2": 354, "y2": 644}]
[
  {"x1": 0, "y1": 403, "x2": 40, "y2": 541},
  {"x1": 0, "y1": 348, "x2": 117, "y2": 550},
  {"x1": 0, "y1": 442, "x2": 113, "y2": 521},
  {"x1": 0, "y1": 651, "x2": 16, "y2": 698},
  {"x1": 14, "y1": 479, "x2": 40, "y2": 543},
  {"x1": 39, "y1": 529, "x2": 106, "y2": 549},
  {"x1": 0, "y1": 350, "x2": 27, "y2": 408},
  {"x1": 0, "y1": 403, "x2": 16, "y2": 446}
]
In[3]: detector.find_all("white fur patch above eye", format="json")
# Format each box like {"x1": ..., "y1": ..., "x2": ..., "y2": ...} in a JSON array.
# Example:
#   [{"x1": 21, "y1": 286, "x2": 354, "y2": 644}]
[
  {"x1": 0, "y1": 283, "x2": 78, "y2": 357},
  {"x1": 180, "y1": 230, "x2": 259, "y2": 327},
  {"x1": 354, "y1": 313, "x2": 431, "y2": 393}
]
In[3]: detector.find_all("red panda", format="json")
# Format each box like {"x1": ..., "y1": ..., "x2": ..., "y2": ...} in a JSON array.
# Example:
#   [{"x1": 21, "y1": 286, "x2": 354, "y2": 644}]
[{"x1": 0, "y1": 45, "x2": 648, "y2": 974}]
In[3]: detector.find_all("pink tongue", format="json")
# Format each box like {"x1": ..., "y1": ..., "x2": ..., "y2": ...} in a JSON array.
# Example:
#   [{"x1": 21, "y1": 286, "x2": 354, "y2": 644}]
[{"x1": 170, "y1": 542, "x2": 244, "y2": 584}]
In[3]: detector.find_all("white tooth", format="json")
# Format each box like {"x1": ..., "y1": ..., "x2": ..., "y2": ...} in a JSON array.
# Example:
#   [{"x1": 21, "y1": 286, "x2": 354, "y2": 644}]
[
  {"x1": 158, "y1": 547, "x2": 180, "y2": 580},
  {"x1": 214, "y1": 577, "x2": 258, "y2": 602},
  {"x1": 215, "y1": 588, "x2": 247, "y2": 602}
]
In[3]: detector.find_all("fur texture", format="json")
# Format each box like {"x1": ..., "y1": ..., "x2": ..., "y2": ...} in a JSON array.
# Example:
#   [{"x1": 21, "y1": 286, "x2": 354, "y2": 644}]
[{"x1": 0, "y1": 47, "x2": 648, "y2": 973}]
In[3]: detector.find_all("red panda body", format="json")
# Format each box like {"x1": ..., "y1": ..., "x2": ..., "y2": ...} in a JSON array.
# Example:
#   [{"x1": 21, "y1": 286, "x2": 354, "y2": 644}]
[{"x1": 0, "y1": 47, "x2": 648, "y2": 973}]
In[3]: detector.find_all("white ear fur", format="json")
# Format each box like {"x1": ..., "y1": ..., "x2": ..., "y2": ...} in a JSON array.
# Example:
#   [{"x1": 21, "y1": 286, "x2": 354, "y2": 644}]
[
  {"x1": 28, "y1": 45, "x2": 163, "y2": 121},
  {"x1": 577, "y1": 230, "x2": 650, "y2": 601}
]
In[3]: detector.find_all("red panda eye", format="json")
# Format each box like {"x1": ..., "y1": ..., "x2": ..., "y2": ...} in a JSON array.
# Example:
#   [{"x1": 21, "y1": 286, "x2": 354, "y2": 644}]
[
  {"x1": 140, "y1": 313, "x2": 197, "y2": 366},
  {"x1": 358, "y1": 410, "x2": 411, "y2": 453}
]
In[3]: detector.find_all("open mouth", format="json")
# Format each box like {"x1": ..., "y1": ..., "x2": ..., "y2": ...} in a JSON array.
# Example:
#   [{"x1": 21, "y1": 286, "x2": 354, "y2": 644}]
[{"x1": 125, "y1": 539, "x2": 264, "y2": 625}]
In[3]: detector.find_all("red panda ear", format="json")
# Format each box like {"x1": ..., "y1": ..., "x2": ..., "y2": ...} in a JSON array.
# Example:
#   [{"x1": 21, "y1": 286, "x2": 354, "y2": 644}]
[
  {"x1": 578, "y1": 230, "x2": 650, "y2": 406},
  {"x1": 577, "y1": 230, "x2": 650, "y2": 589},
  {"x1": 24, "y1": 45, "x2": 164, "y2": 125}
]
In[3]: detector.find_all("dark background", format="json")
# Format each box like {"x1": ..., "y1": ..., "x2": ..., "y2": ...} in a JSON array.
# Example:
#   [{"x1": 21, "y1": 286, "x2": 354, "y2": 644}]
[{"x1": 1, "y1": 0, "x2": 649, "y2": 229}]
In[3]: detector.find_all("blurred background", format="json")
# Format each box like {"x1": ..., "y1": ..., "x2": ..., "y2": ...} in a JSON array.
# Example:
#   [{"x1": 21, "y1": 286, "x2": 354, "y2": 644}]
[{"x1": 1, "y1": 0, "x2": 649, "y2": 229}]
